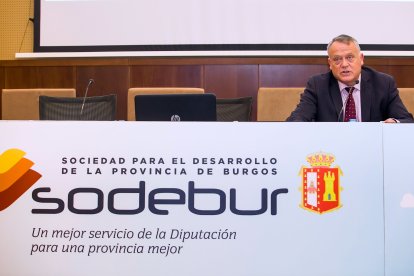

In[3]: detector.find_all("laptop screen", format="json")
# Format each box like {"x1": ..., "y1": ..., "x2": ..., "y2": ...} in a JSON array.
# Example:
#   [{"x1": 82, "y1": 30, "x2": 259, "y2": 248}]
[{"x1": 134, "y1": 93, "x2": 217, "y2": 121}]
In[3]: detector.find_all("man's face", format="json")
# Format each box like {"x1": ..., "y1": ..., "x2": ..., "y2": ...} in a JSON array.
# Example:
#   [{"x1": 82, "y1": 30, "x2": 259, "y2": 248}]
[{"x1": 328, "y1": 41, "x2": 364, "y2": 86}]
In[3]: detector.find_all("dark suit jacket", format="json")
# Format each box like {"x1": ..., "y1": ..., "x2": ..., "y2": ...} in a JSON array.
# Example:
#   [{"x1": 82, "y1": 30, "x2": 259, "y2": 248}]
[{"x1": 286, "y1": 66, "x2": 414, "y2": 123}]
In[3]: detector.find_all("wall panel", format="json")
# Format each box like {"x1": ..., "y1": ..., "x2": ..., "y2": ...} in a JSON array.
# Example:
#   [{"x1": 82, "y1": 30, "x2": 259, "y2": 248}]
[
  {"x1": 76, "y1": 66, "x2": 129, "y2": 120},
  {"x1": 0, "y1": 67, "x2": 4, "y2": 89},
  {"x1": 259, "y1": 64, "x2": 329, "y2": 87},
  {"x1": 4, "y1": 66, "x2": 75, "y2": 89},
  {"x1": 204, "y1": 64, "x2": 258, "y2": 120},
  {"x1": 130, "y1": 65, "x2": 203, "y2": 88},
  {"x1": 0, "y1": 0, "x2": 33, "y2": 60},
  {"x1": 0, "y1": 67, "x2": 4, "y2": 117},
  {"x1": 385, "y1": 66, "x2": 414, "y2": 88}
]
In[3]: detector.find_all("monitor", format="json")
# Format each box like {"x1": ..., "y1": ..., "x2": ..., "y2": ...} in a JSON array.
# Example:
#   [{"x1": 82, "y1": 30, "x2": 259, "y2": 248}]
[{"x1": 134, "y1": 93, "x2": 217, "y2": 121}]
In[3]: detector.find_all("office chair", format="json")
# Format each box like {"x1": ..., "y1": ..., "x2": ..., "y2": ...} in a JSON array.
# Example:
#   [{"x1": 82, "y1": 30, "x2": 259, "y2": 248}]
[
  {"x1": 399, "y1": 88, "x2": 414, "y2": 115},
  {"x1": 1, "y1": 88, "x2": 76, "y2": 120},
  {"x1": 216, "y1": 97, "x2": 253, "y2": 122},
  {"x1": 39, "y1": 94, "x2": 117, "y2": 121},
  {"x1": 257, "y1": 87, "x2": 304, "y2": 121}
]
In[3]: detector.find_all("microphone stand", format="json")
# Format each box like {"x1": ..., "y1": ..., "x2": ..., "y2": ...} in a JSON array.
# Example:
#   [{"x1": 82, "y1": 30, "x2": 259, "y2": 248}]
[
  {"x1": 80, "y1": 79, "x2": 95, "y2": 116},
  {"x1": 338, "y1": 93, "x2": 350, "y2": 122}
]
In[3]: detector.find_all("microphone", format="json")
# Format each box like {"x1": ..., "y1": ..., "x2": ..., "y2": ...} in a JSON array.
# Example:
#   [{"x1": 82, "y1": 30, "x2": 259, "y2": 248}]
[
  {"x1": 337, "y1": 79, "x2": 359, "y2": 122},
  {"x1": 80, "y1": 79, "x2": 95, "y2": 116}
]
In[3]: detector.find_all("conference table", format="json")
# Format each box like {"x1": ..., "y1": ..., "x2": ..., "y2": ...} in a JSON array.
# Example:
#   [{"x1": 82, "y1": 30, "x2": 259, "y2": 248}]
[{"x1": 0, "y1": 121, "x2": 413, "y2": 276}]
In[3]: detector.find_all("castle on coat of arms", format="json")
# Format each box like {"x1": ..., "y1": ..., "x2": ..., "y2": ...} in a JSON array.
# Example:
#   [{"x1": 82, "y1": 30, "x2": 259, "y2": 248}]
[{"x1": 299, "y1": 152, "x2": 343, "y2": 214}]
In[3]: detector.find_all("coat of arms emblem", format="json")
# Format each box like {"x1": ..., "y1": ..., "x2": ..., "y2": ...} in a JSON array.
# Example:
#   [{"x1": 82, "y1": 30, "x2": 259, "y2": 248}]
[{"x1": 299, "y1": 152, "x2": 343, "y2": 214}]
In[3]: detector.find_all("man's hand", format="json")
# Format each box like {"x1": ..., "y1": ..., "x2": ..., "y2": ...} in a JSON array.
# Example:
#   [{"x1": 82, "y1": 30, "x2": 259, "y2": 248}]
[{"x1": 383, "y1": 118, "x2": 399, "y2": 123}]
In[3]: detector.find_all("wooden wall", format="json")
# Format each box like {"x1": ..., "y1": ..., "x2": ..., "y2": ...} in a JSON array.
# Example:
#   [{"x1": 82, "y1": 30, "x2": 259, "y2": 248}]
[{"x1": 1, "y1": 57, "x2": 414, "y2": 121}]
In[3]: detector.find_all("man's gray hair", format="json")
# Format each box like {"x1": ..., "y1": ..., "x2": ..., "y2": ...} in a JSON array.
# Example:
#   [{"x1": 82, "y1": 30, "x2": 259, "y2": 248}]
[{"x1": 327, "y1": 34, "x2": 361, "y2": 52}]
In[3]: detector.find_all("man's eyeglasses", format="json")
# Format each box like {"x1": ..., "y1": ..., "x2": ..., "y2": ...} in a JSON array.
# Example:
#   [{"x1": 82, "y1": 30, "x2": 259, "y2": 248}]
[{"x1": 330, "y1": 55, "x2": 355, "y2": 65}]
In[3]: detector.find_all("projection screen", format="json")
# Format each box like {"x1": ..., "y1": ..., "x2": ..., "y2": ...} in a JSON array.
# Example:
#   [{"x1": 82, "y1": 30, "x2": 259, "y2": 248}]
[{"x1": 33, "y1": 0, "x2": 414, "y2": 56}]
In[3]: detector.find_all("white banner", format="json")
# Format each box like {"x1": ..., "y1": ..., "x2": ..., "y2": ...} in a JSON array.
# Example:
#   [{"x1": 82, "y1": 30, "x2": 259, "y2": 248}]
[
  {"x1": 0, "y1": 122, "x2": 387, "y2": 275},
  {"x1": 383, "y1": 124, "x2": 414, "y2": 276}
]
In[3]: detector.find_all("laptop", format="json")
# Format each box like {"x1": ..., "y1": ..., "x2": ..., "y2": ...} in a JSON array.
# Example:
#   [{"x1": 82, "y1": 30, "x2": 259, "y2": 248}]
[{"x1": 134, "y1": 93, "x2": 217, "y2": 121}]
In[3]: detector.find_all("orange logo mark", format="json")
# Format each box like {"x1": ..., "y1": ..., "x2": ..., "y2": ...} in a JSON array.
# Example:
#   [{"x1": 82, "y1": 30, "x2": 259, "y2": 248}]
[{"x1": 0, "y1": 149, "x2": 42, "y2": 211}]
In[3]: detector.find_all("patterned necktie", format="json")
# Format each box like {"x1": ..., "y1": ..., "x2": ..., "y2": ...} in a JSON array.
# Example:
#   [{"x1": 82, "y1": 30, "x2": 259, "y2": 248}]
[{"x1": 344, "y1": 87, "x2": 356, "y2": 122}]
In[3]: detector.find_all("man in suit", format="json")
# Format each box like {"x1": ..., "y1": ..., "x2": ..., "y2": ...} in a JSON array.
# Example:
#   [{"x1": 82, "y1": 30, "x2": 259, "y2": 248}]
[{"x1": 287, "y1": 34, "x2": 413, "y2": 123}]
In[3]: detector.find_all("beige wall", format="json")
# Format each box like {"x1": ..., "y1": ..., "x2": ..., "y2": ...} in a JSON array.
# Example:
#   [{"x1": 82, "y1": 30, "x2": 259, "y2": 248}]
[{"x1": 0, "y1": 0, "x2": 33, "y2": 60}]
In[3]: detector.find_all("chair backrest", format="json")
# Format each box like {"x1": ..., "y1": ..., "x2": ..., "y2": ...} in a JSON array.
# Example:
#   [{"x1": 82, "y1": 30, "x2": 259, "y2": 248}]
[
  {"x1": 39, "y1": 94, "x2": 117, "y2": 121},
  {"x1": 257, "y1": 87, "x2": 304, "y2": 121},
  {"x1": 399, "y1": 88, "x2": 414, "y2": 115},
  {"x1": 216, "y1": 97, "x2": 253, "y2": 121},
  {"x1": 127, "y1": 87, "x2": 204, "y2": 121},
  {"x1": 1, "y1": 88, "x2": 76, "y2": 120}
]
